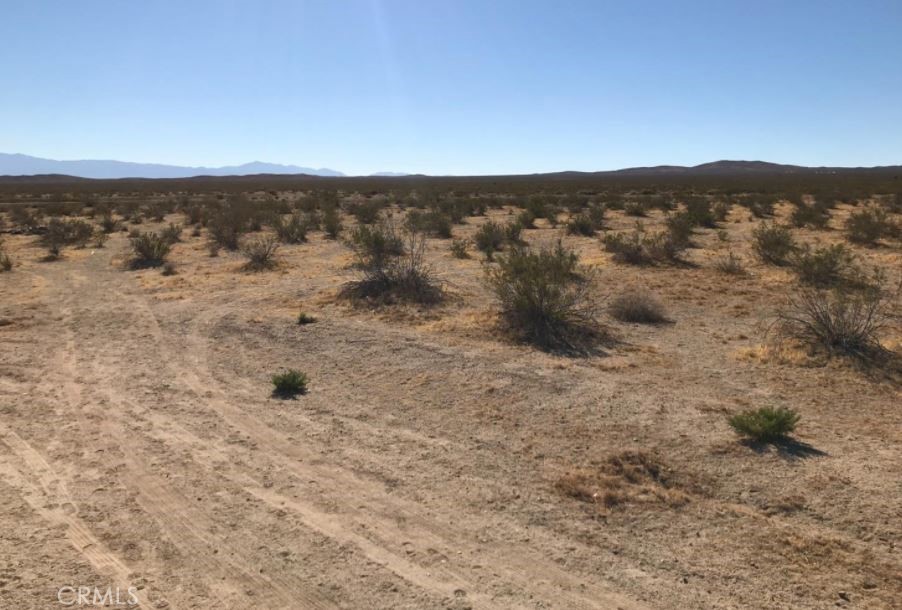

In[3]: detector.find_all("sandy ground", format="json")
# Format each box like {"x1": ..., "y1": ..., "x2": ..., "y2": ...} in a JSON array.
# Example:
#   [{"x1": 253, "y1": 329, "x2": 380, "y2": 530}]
[{"x1": 0, "y1": 203, "x2": 900, "y2": 609}]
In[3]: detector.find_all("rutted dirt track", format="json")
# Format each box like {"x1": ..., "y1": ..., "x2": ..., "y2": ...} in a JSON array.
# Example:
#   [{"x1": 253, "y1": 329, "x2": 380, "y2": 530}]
[{"x1": 1, "y1": 218, "x2": 901, "y2": 608}]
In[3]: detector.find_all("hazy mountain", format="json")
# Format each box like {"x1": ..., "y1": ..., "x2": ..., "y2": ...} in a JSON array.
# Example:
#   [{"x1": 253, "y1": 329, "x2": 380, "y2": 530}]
[{"x1": 0, "y1": 153, "x2": 345, "y2": 179}]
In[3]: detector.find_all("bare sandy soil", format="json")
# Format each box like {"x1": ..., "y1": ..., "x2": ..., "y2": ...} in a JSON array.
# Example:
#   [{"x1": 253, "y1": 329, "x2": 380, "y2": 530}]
[{"x1": 0, "y1": 203, "x2": 900, "y2": 609}]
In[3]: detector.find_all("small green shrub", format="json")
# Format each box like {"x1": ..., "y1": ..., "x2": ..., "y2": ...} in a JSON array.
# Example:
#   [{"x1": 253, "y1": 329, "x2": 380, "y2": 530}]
[
  {"x1": 297, "y1": 312, "x2": 317, "y2": 325},
  {"x1": 683, "y1": 197, "x2": 716, "y2": 228},
  {"x1": 752, "y1": 222, "x2": 796, "y2": 265},
  {"x1": 0, "y1": 250, "x2": 12, "y2": 272},
  {"x1": 348, "y1": 199, "x2": 384, "y2": 225},
  {"x1": 271, "y1": 369, "x2": 308, "y2": 396},
  {"x1": 603, "y1": 225, "x2": 686, "y2": 265},
  {"x1": 729, "y1": 407, "x2": 800, "y2": 442}
]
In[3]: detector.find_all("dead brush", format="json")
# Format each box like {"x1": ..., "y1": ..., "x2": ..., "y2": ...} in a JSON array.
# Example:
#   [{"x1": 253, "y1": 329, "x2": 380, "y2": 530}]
[
  {"x1": 555, "y1": 451, "x2": 691, "y2": 511},
  {"x1": 240, "y1": 236, "x2": 280, "y2": 271},
  {"x1": 608, "y1": 290, "x2": 668, "y2": 324},
  {"x1": 770, "y1": 285, "x2": 897, "y2": 365}
]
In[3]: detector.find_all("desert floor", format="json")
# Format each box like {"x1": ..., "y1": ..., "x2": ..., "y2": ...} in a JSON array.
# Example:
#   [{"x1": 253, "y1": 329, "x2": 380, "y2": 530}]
[{"x1": 0, "y1": 203, "x2": 900, "y2": 609}]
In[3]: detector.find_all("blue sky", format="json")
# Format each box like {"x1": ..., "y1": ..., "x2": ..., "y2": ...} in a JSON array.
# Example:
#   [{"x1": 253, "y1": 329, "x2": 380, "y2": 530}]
[{"x1": 2, "y1": 1, "x2": 900, "y2": 175}]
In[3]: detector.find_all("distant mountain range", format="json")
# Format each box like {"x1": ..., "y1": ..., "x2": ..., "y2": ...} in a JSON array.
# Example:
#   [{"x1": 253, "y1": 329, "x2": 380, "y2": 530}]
[
  {"x1": 1, "y1": 154, "x2": 899, "y2": 181},
  {"x1": 0, "y1": 153, "x2": 411, "y2": 179}
]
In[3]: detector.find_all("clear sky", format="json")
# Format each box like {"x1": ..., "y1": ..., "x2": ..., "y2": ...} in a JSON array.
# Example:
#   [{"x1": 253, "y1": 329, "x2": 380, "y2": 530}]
[{"x1": 2, "y1": 1, "x2": 901, "y2": 175}]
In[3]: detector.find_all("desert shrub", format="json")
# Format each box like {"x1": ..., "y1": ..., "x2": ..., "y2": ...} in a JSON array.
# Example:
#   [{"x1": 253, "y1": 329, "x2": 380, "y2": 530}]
[
  {"x1": 772, "y1": 287, "x2": 893, "y2": 362},
  {"x1": 129, "y1": 231, "x2": 171, "y2": 268},
  {"x1": 297, "y1": 312, "x2": 317, "y2": 325},
  {"x1": 740, "y1": 194, "x2": 775, "y2": 218},
  {"x1": 240, "y1": 236, "x2": 280, "y2": 271},
  {"x1": 348, "y1": 199, "x2": 384, "y2": 225},
  {"x1": 486, "y1": 242, "x2": 600, "y2": 353},
  {"x1": 714, "y1": 251, "x2": 746, "y2": 275},
  {"x1": 406, "y1": 209, "x2": 452, "y2": 238},
  {"x1": 845, "y1": 206, "x2": 894, "y2": 245},
  {"x1": 271, "y1": 369, "x2": 308, "y2": 396},
  {"x1": 791, "y1": 244, "x2": 858, "y2": 288},
  {"x1": 728, "y1": 407, "x2": 800, "y2": 442},
  {"x1": 272, "y1": 213, "x2": 308, "y2": 244},
  {"x1": 752, "y1": 222, "x2": 796, "y2": 265},
  {"x1": 516, "y1": 209, "x2": 537, "y2": 229},
  {"x1": 160, "y1": 223, "x2": 183, "y2": 244},
  {"x1": 348, "y1": 221, "x2": 404, "y2": 269},
  {"x1": 342, "y1": 225, "x2": 442, "y2": 305},
  {"x1": 10, "y1": 206, "x2": 43, "y2": 232},
  {"x1": 524, "y1": 194, "x2": 558, "y2": 226},
  {"x1": 623, "y1": 200, "x2": 648, "y2": 217},
  {"x1": 42, "y1": 218, "x2": 94, "y2": 258},
  {"x1": 450, "y1": 238, "x2": 470, "y2": 258},
  {"x1": 161, "y1": 262, "x2": 177, "y2": 276},
  {"x1": 207, "y1": 197, "x2": 258, "y2": 250},
  {"x1": 504, "y1": 220, "x2": 524, "y2": 245},
  {"x1": 790, "y1": 202, "x2": 830, "y2": 229},
  {"x1": 608, "y1": 290, "x2": 667, "y2": 323},
  {"x1": 683, "y1": 197, "x2": 716, "y2": 228},
  {"x1": 0, "y1": 249, "x2": 12, "y2": 272},
  {"x1": 566, "y1": 205, "x2": 605, "y2": 236},
  {"x1": 711, "y1": 200, "x2": 730, "y2": 222},
  {"x1": 322, "y1": 205, "x2": 343, "y2": 239},
  {"x1": 145, "y1": 200, "x2": 168, "y2": 222},
  {"x1": 93, "y1": 230, "x2": 108, "y2": 248},
  {"x1": 603, "y1": 225, "x2": 685, "y2": 265},
  {"x1": 474, "y1": 220, "x2": 506, "y2": 259},
  {"x1": 664, "y1": 211, "x2": 694, "y2": 248},
  {"x1": 99, "y1": 210, "x2": 119, "y2": 233}
]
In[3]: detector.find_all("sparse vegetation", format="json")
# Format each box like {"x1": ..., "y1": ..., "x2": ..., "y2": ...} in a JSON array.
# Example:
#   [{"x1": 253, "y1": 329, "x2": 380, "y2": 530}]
[
  {"x1": 297, "y1": 312, "x2": 317, "y2": 325},
  {"x1": 790, "y1": 244, "x2": 858, "y2": 288},
  {"x1": 845, "y1": 206, "x2": 895, "y2": 245}
]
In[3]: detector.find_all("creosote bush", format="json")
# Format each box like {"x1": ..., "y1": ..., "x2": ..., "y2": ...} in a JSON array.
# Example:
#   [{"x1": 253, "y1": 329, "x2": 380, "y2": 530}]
[
  {"x1": 474, "y1": 220, "x2": 506, "y2": 259},
  {"x1": 240, "y1": 236, "x2": 280, "y2": 271},
  {"x1": 129, "y1": 231, "x2": 171, "y2": 268},
  {"x1": 602, "y1": 225, "x2": 686, "y2": 265},
  {"x1": 845, "y1": 206, "x2": 896, "y2": 245},
  {"x1": 271, "y1": 369, "x2": 308, "y2": 397},
  {"x1": 486, "y1": 242, "x2": 602, "y2": 353},
  {"x1": 728, "y1": 407, "x2": 800, "y2": 443},
  {"x1": 772, "y1": 287, "x2": 893, "y2": 363},
  {"x1": 608, "y1": 290, "x2": 667, "y2": 324},
  {"x1": 342, "y1": 223, "x2": 442, "y2": 305},
  {"x1": 790, "y1": 244, "x2": 858, "y2": 288},
  {"x1": 272, "y1": 212, "x2": 308, "y2": 244},
  {"x1": 752, "y1": 222, "x2": 796, "y2": 265},
  {"x1": 0, "y1": 247, "x2": 12, "y2": 272}
]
